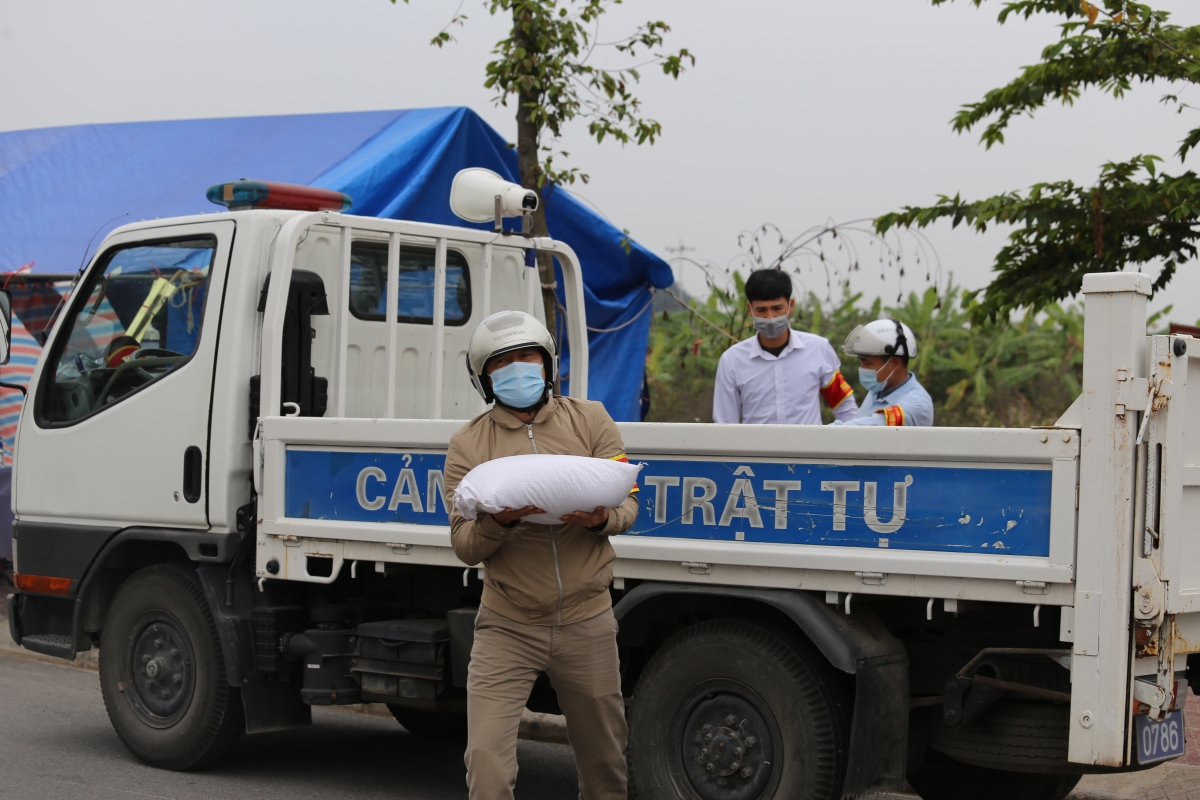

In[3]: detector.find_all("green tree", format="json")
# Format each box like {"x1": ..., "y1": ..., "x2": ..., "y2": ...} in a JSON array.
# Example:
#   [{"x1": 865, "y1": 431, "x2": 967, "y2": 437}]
[
  {"x1": 391, "y1": 0, "x2": 693, "y2": 328},
  {"x1": 876, "y1": 1, "x2": 1200, "y2": 321}
]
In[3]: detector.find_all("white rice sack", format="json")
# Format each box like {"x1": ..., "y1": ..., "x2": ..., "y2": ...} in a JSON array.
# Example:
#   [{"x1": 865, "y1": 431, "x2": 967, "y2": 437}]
[{"x1": 454, "y1": 454, "x2": 643, "y2": 526}]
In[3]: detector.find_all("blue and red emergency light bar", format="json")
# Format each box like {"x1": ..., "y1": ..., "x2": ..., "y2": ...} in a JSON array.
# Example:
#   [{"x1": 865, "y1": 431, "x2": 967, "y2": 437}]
[{"x1": 206, "y1": 180, "x2": 352, "y2": 212}]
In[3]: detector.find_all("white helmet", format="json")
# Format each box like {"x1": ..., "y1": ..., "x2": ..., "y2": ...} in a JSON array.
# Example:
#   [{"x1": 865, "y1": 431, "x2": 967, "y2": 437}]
[
  {"x1": 466, "y1": 310, "x2": 558, "y2": 403},
  {"x1": 843, "y1": 318, "x2": 917, "y2": 360}
]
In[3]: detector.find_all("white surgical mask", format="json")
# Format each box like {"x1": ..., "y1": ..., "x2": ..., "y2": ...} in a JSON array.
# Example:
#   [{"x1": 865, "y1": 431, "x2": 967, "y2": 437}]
[
  {"x1": 752, "y1": 314, "x2": 790, "y2": 339},
  {"x1": 858, "y1": 360, "x2": 897, "y2": 394},
  {"x1": 490, "y1": 361, "x2": 547, "y2": 409}
]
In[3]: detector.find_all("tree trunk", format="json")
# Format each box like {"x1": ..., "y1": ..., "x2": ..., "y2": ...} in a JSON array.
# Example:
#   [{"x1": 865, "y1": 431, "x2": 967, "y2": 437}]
[{"x1": 512, "y1": 5, "x2": 559, "y2": 343}]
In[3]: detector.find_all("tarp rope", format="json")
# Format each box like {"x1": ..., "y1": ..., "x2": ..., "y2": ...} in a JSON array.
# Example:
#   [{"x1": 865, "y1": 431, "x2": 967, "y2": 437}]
[
  {"x1": 587, "y1": 295, "x2": 655, "y2": 333},
  {"x1": 553, "y1": 291, "x2": 656, "y2": 334}
]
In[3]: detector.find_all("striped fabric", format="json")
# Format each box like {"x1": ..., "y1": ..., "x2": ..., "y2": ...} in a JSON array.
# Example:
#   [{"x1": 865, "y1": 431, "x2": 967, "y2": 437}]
[
  {"x1": 8, "y1": 281, "x2": 69, "y2": 345},
  {"x1": 0, "y1": 316, "x2": 43, "y2": 466}
]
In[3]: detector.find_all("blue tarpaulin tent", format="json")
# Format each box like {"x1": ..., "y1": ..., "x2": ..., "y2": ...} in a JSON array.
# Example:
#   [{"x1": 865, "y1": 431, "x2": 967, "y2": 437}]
[{"x1": 0, "y1": 107, "x2": 673, "y2": 421}]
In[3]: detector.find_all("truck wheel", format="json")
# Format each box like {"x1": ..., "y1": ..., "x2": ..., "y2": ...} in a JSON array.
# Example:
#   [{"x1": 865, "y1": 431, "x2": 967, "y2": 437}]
[
  {"x1": 923, "y1": 699, "x2": 1076, "y2": 774},
  {"x1": 99, "y1": 565, "x2": 244, "y2": 770},
  {"x1": 387, "y1": 705, "x2": 468, "y2": 742},
  {"x1": 628, "y1": 619, "x2": 850, "y2": 800},
  {"x1": 908, "y1": 749, "x2": 1081, "y2": 800}
]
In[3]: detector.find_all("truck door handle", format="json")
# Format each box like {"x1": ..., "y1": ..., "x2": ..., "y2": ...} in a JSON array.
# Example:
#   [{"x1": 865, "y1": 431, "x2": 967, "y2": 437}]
[{"x1": 183, "y1": 446, "x2": 203, "y2": 504}]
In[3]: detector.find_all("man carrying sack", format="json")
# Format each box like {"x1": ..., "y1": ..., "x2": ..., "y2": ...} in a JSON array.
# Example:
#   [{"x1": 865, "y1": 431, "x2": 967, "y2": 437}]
[{"x1": 444, "y1": 310, "x2": 639, "y2": 800}]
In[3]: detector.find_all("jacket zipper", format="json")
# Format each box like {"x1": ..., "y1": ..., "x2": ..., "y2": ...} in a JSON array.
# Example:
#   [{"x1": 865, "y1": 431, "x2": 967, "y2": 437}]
[{"x1": 527, "y1": 422, "x2": 564, "y2": 626}]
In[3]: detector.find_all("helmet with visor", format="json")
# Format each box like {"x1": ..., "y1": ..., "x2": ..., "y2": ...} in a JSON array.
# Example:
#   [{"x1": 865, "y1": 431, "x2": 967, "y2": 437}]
[
  {"x1": 465, "y1": 310, "x2": 557, "y2": 405},
  {"x1": 842, "y1": 318, "x2": 917, "y2": 360}
]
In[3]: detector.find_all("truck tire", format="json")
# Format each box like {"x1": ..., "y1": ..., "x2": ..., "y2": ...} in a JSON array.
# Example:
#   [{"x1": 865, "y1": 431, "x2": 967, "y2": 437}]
[
  {"x1": 387, "y1": 705, "x2": 468, "y2": 742},
  {"x1": 628, "y1": 619, "x2": 850, "y2": 800},
  {"x1": 908, "y1": 749, "x2": 1081, "y2": 800},
  {"x1": 923, "y1": 699, "x2": 1077, "y2": 774},
  {"x1": 99, "y1": 565, "x2": 244, "y2": 770}
]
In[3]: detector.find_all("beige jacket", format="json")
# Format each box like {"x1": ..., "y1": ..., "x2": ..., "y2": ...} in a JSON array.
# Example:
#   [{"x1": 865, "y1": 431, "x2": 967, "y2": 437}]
[{"x1": 444, "y1": 395, "x2": 639, "y2": 626}]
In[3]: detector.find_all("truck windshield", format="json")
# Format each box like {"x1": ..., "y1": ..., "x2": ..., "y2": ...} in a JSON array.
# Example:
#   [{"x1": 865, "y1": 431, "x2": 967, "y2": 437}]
[{"x1": 40, "y1": 237, "x2": 216, "y2": 423}]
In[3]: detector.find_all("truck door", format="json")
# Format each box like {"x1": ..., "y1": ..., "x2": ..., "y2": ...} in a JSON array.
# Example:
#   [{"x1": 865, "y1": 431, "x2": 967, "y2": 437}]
[{"x1": 15, "y1": 221, "x2": 234, "y2": 529}]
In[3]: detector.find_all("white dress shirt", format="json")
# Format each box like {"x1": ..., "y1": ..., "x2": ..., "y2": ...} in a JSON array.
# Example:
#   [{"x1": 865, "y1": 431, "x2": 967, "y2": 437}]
[{"x1": 713, "y1": 329, "x2": 858, "y2": 424}]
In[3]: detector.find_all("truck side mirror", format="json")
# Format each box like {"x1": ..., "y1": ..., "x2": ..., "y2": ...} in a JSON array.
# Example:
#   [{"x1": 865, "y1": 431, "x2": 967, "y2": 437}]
[{"x1": 0, "y1": 289, "x2": 12, "y2": 366}]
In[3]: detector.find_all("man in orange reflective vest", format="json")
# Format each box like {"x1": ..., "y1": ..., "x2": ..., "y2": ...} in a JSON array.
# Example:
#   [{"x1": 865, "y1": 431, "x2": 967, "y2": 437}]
[{"x1": 836, "y1": 318, "x2": 934, "y2": 427}]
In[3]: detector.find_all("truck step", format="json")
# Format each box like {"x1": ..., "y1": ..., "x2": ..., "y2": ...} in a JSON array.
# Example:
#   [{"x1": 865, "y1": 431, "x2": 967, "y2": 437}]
[{"x1": 21, "y1": 634, "x2": 76, "y2": 660}]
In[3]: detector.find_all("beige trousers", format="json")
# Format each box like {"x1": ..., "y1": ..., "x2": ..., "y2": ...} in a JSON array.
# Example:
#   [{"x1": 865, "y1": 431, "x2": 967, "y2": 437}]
[{"x1": 465, "y1": 605, "x2": 628, "y2": 800}]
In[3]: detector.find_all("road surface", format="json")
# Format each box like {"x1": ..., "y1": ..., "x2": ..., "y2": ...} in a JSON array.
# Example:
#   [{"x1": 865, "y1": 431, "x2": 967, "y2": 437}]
[
  {"x1": 9, "y1": 647, "x2": 1200, "y2": 800},
  {"x1": 0, "y1": 653, "x2": 580, "y2": 799}
]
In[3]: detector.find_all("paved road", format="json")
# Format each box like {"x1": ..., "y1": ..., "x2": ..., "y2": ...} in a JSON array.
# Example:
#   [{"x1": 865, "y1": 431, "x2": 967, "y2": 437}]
[
  {"x1": 11, "y1": 646, "x2": 1200, "y2": 800},
  {"x1": 0, "y1": 654, "x2": 580, "y2": 800}
]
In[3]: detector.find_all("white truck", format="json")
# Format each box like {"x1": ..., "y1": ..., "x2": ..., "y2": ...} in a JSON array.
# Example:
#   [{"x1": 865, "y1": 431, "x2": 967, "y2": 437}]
[{"x1": 5, "y1": 176, "x2": 1198, "y2": 800}]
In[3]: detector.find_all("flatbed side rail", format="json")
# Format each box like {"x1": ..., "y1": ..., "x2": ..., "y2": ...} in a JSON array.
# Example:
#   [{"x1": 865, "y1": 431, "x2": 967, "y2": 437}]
[{"x1": 257, "y1": 416, "x2": 1078, "y2": 605}]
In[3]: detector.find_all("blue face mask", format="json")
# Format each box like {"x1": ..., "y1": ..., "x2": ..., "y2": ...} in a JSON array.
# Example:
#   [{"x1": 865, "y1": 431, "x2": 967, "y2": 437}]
[
  {"x1": 858, "y1": 361, "x2": 895, "y2": 394},
  {"x1": 490, "y1": 361, "x2": 547, "y2": 409}
]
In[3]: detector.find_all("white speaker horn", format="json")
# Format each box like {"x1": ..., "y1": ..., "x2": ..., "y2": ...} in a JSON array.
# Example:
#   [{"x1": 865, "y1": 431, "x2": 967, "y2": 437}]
[{"x1": 450, "y1": 168, "x2": 538, "y2": 226}]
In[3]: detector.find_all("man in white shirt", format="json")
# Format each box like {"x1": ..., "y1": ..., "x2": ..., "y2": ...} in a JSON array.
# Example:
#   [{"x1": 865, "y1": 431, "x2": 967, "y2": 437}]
[{"x1": 713, "y1": 270, "x2": 858, "y2": 425}]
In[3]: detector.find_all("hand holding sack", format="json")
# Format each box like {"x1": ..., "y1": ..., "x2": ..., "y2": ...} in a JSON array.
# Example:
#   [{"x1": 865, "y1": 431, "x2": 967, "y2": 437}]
[{"x1": 454, "y1": 454, "x2": 643, "y2": 526}]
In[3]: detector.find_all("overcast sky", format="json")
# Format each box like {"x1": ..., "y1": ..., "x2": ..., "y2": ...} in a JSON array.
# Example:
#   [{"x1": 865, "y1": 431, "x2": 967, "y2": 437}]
[{"x1": 1, "y1": 0, "x2": 1196, "y2": 322}]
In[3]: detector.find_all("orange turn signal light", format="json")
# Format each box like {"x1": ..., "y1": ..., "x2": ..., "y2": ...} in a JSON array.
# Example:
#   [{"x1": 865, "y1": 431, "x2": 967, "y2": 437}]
[{"x1": 14, "y1": 573, "x2": 73, "y2": 595}]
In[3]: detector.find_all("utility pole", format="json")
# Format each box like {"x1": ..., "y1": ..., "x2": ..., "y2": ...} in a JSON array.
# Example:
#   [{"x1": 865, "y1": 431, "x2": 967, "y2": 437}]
[{"x1": 664, "y1": 238, "x2": 695, "y2": 287}]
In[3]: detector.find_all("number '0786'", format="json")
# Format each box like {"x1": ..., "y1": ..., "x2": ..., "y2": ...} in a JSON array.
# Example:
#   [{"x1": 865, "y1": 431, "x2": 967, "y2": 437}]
[{"x1": 1142, "y1": 718, "x2": 1181, "y2": 756}]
